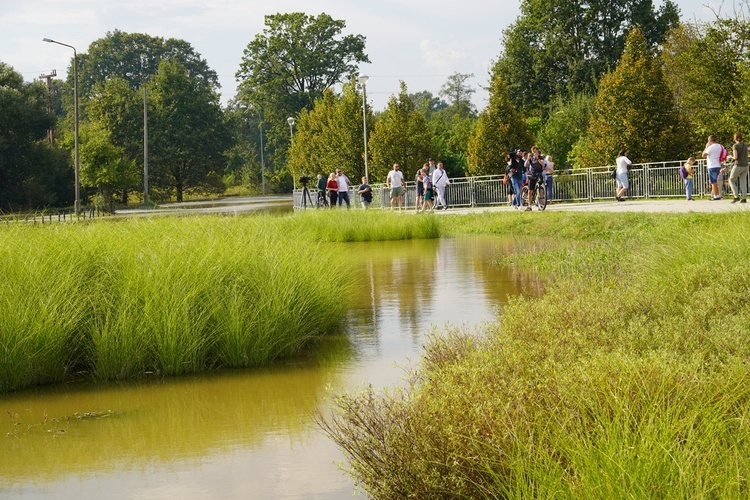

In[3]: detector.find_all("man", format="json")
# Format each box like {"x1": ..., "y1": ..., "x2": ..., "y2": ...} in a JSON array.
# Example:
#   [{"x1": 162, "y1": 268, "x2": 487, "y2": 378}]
[
  {"x1": 386, "y1": 163, "x2": 405, "y2": 210},
  {"x1": 730, "y1": 132, "x2": 748, "y2": 203},
  {"x1": 315, "y1": 173, "x2": 327, "y2": 207},
  {"x1": 335, "y1": 168, "x2": 351, "y2": 208},
  {"x1": 432, "y1": 162, "x2": 450, "y2": 210},
  {"x1": 427, "y1": 158, "x2": 437, "y2": 175},
  {"x1": 703, "y1": 135, "x2": 724, "y2": 200},
  {"x1": 357, "y1": 176, "x2": 373, "y2": 209},
  {"x1": 524, "y1": 146, "x2": 545, "y2": 211}
]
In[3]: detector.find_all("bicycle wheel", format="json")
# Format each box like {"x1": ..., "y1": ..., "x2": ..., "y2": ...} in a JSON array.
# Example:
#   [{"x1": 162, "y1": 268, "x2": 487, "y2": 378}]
[
  {"x1": 521, "y1": 186, "x2": 529, "y2": 206},
  {"x1": 536, "y1": 185, "x2": 547, "y2": 211}
]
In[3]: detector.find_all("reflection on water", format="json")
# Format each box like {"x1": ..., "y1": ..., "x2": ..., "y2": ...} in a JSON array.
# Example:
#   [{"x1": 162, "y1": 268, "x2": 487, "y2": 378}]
[{"x1": 0, "y1": 236, "x2": 541, "y2": 499}]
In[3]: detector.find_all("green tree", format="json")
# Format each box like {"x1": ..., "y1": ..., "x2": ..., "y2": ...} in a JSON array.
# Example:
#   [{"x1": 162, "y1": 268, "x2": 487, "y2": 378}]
[
  {"x1": 537, "y1": 93, "x2": 594, "y2": 168},
  {"x1": 495, "y1": 0, "x2": 679, "y2": 115},
  {"x1": 236, "y1": 12, "x2": 369, "y2": 187},
  {"x1": 439, "y1": 72, "x2": 476, "y2": 119},
  {"x1": 368, "y1": 82, "x2": 432, "y2": 183},
  {"x1": 466, "y1": 75, "x2": 532, "y2": 176},
  {"x1": 575, "y1": 27, "x2": 691, "y2": 168},
  {"x1": 149, "y1": 60, "x2": 231, "y2": 202},
  {"x1": 0, "y1": 62, "x2": 72, "y2": 209},
  {"x1": 79, "y1": 122, "x2": 136, "y2": 206}
]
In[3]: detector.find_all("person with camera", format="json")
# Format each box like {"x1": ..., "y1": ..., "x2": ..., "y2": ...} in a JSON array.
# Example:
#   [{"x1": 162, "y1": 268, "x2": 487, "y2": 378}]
[
  {"x1": 325, "y1": 172, "x2": 338, "y2": 208},
  {"x1": 523, "y1": 146, "x2": 545, "y2": 211},
  {"x1": 336, "y1": 168, "x2": 351, "y2": 209}
]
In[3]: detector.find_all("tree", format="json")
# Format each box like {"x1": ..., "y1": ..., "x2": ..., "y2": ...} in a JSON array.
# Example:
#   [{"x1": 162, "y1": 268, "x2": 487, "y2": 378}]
[
  {"x1": 236, "y1": 13, "x2": 369, "y2": 186},
  {"x1": 494, "y1": 0, "x2": 680, "y2": 116},
  {"x1": 536, "y1": 93, "x2": 594, "y2": 168},
  {"x1": 79, "y1": 122, "x2": 136, "y2": 206},
  {"x1": 466, "y1": 74, "x2": 532, "y2": 176},
  {"x1": 0, "y1": 62, "x2": 72, "y2": 210},
  {"x1": 574, "y1": 27, "x2": 691, "y2": 168},
  {"x1": 439, "y1": 73, "x2": 476, "y2": 118},
  {"x1": 149, "y1": 60, "x2": 231, "y2": 202},
  {"x1": 368, "y1": 82, "x2": 432, "y2": 183}
]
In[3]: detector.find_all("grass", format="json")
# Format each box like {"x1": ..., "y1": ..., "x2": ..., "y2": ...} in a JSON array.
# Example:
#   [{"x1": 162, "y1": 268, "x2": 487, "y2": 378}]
[
  {"x1": 322, "y1": 211, "x2": 750, "y2": 498},
  {"x1": 0, "y1": 211, "x2": 439, "y2": 393}
]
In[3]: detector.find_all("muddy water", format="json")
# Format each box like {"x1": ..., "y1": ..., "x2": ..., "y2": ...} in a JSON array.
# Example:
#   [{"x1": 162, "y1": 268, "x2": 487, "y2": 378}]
[{"x1": 0, "y1": 236, "x2": 541, "y2": 499}]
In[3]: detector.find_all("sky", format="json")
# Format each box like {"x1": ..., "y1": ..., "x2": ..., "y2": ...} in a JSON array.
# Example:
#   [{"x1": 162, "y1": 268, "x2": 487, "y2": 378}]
[{"x1": 1, "y1": 0, "x2": 722, "y2": 113}]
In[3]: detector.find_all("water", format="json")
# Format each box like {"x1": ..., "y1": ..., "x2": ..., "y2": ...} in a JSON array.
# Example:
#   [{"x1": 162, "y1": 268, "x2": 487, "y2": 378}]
[{"x1": 0, "y1": 236, "x2": 540, "y2": 499}]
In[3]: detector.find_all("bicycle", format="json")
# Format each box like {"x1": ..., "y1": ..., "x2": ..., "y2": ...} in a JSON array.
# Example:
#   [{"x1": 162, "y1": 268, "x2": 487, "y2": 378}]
[
  {"x1": 316, "y1": 190, "x2": 329, "y2": 209},
  {"x1": 521, "y1": 178, "x2": 547, "y2": 211}
]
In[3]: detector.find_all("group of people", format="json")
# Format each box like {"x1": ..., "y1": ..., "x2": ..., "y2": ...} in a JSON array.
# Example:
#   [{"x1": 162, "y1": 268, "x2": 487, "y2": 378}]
[
  {"x1": 405, "y1": 158, "x2": 450, "y2": 213},
  {"x1": 505, "y1": 146, "x2": 555, "y2": 211},
  {"x1": 316, "y1": 170, "x2": 373, "y2": 209},
  {"x1": 697, "y1": 133, "x2": 748, "y2": 203}
]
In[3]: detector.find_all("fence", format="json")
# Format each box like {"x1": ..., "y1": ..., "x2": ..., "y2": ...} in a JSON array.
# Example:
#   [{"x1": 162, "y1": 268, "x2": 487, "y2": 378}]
[
  {"x1": 294, "y1": 159, "x2": 747, "y2": 210},
  {"x1": 0, "y1": 205, "x2": 114, "y2": 225}
]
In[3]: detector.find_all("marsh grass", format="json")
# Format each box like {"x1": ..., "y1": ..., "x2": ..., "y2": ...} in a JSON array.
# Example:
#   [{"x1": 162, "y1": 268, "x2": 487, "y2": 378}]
[
  {"x1": 4, "y1": 212, "x2": 434, "y2": 391},
  {"x1": 324, "y1": 211, "x2": 750, "y2": 498}
]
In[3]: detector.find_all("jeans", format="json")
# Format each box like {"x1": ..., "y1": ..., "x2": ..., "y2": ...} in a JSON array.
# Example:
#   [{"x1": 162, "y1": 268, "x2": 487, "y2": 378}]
[
  {"x1": 729, "y1": 165, "x2": 749, "y2": 199},
  {"x1": 545, "y1": 176, "x2": 553, "y2": 201},
  {"x1": 337, "y1": 191, "x2": 350, "y2": 208},
  {"x1": 511, "y1": 177, "x2": 523, "y2": 207},
  {"x1": 684, "y1": 177, "x2": 693, "y2": 200}
]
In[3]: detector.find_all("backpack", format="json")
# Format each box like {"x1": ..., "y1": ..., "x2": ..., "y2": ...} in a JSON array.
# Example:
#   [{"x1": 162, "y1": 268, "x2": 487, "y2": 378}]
[
  {"x1": 679, "y1": 165, "x2": 688, "y2": 179},
  {"x1": 719, "y1": 145, "x2": 729, "y2": 163}
]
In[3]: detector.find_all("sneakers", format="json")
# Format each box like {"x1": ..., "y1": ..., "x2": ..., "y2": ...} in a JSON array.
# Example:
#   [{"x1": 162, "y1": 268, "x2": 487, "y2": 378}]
[
  {"x1": 525, "y1": 206, "x2": 532, "y2": 211},
  {"x1": 687, "y1": 198, "x2": 694, "y2": 201},
  {"x1": 711, "y1": 196, "x2": 723, "y2": 201},
  {"x1": 617, "y1": 198, "x2": 625, "y2": 202},
  {"x1": 732, "y1": 197, "x2": 740, "y2": 204},
  {"x1": 742, "y1": 199, "x2": 747, "y2": 204}
]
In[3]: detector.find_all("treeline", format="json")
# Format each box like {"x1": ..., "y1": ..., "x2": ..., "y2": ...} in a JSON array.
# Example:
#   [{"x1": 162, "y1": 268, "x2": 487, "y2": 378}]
[{"x1": 4, "y1": 4, "x2": 750, "y2": 210}]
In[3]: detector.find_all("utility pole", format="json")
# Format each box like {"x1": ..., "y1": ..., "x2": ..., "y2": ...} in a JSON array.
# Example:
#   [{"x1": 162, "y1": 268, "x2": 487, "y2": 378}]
[{"x1": 39, "y1": 70, "x2": 57, "y2": 144}]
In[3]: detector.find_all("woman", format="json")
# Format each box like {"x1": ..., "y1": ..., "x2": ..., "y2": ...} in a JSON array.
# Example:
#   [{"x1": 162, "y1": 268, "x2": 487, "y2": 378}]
[
  {"x1": 326, "y1": 172, "x2": 338, "y2": 208},
  {"x1": 683, "y1": 157, "x2": 696, "y2": 201},
  {"x1": 544, "y1": 155, "x2": 554, "y2": 204},
  {"x1": 730, "y1": 132, "x2": 748, "y2": 203},
  {"x1": 615, "y1": 149, "x2": 631, "y2": 201}
]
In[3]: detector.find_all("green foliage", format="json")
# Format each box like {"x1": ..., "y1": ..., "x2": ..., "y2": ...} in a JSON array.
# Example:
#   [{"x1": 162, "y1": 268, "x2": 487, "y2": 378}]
[
  {"x1": 576, "y1": 27, "x2": 691, "y2": 168},
  {"x1": 149, "y1": 59, "x2": 231, "y2": 201},
  {"x1": 368, "y1": 82, "x2": 432, "y2": 183},
  {"x1": 466, "y1": 74, "x2": 532, "y2": 176},
  {"x1": 0, "y1": 62, "x2": 72, "y2": 210},
  {"x1": 438, "y1": 72, "x2": 476, "y2": 118},
  {"x1": 324, "y1": 211, "x2": 750, "y2": 498},
  {"x1": 495, "y1": 0, "x2": 679, "y2": 115},
  {"x1": 537, "y1": 93, "x2": 594, "y2": 168},
  {"x1": 79, "y1": 122, "x2": 137, "y2": 205}
]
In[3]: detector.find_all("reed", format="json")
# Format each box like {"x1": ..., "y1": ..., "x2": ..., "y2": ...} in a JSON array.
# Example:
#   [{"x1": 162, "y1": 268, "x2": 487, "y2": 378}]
[{"x1": 324, "y1": 211, "x2": 750, "y2": 498}]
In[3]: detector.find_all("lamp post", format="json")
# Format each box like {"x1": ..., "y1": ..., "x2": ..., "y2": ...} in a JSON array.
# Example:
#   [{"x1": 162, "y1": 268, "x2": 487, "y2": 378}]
[
  {"x1": 142, "y1": 83, "x2": 149, "y2": 205},
  {"x1": 287, "y1": 117, "x2": 295, "y2": 190},
  {"x1": 259, "y1": 118, "x2": 266, "y2": 196},
  {"x1": 43, "y1": 38, "x2": 80, "y2": 215},
  {"x1": 358, "y1": 74, "x2": 369, "y2": 182}
]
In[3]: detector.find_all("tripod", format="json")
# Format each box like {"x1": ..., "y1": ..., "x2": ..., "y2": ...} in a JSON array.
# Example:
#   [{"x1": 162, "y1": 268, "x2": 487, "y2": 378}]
[{"x1": 300, "y1": 184, "x2": 314, "y2": 209}]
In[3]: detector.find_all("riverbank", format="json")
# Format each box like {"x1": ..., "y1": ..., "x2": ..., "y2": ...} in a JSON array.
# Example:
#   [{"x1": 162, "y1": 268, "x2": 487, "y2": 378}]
[{"x1": 324, "y1": 211, "x2": 750, "y2": 498}]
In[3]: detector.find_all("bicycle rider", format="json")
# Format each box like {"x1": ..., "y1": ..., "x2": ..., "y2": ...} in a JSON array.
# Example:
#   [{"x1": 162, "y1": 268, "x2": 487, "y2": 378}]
[{"x1": 524, "y1": 146, "x2": 545, "y2": 211}]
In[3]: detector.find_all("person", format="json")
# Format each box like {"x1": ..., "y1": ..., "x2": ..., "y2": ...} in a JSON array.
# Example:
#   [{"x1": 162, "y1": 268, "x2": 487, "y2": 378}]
[
  {"x1": 415, "y1": 163, "x2": 427, "y2": 211},
  {"x1": 683, "y1": 157, "x2": 696, "y2": 201},
  {"x1": 315, "y1": 174, "x2": 327, "y2": 207},
  {"x1": 702, "y1": 135, "x2": 723, "y2": 200},
  {"x1": 335, "y1": 168, "x2": 351, "y2": 208},
  {"x1": 386, "y1": 163, "x2": 405, "y2": 210},
  {"x1": 427, "y1": 158, "x2": 437, "y2": 175},
  {"x1": 357, "y1": 176, "x2": 372, "y2": 209},
  {"x1": 432, "y1": 162, "x2": 450, "y2": 210},
  {"x1": 524, "y1": 146, "x2": 545, "y2": 211},
  {"x1": 507, "y1": 150, "x2": 524, "y2": 208},
  {"x1": 544, "y1": 155, "x2": 554, "y2": 204},
  {"x1": 326, "y1": 172, "x2": 338, "y2": 208},
  {"x1": 729, "y1": 132, "x2": 748, "y2": 203},
  {"x1": 615, "y1": 149, "x2": 631, "y2": 201},
  {"x1": 420, "y1": 166, "x2": 434, "y2": 212}
]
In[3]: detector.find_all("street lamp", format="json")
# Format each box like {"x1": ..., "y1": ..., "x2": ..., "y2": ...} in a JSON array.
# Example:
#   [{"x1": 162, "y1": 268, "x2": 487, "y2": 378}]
[
  {"x1": 287, "y1": 117, "x2": 295, "y2": 190},
  {"x1": 43, "y1": 37, "x2": 80, "y2": 215},
  {"x1": 358, "y1": 74, "x2": 369, "y2": 182}
]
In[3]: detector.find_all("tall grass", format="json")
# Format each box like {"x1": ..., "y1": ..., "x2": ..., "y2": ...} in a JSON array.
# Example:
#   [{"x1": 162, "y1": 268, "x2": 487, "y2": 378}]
[{"x1": 323, "y1": 211, "x2": 750, "y2": 498}]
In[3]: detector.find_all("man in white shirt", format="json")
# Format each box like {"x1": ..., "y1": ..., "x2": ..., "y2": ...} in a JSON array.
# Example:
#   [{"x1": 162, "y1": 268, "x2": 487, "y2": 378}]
[
  {"x1": 335, "y1": 168, "x2": 351, "y2": 208},
  {"x1": 702, "y1": 135, "x2": 724, "y2": 200},
  {"x1": 386, "y1": 163, "x2": 405, "y2": 210},
  {"x1": 432, "y1": 162, "x2": 450, "y2": 210}
]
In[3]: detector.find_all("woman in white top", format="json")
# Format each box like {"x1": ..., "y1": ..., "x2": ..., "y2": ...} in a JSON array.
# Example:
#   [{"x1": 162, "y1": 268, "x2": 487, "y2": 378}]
[{"x1": 615, "y1": 149, "x2": 631, "y2": 201}]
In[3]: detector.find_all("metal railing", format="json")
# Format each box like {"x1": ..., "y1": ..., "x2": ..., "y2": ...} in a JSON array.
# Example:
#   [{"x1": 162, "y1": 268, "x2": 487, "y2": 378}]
[{"x1": 294, "y1": 159, "x2": 748, "y2": 210}]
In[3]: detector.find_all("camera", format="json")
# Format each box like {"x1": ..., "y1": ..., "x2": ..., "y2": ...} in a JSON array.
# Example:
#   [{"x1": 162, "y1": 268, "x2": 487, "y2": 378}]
[{"x1": 299, "y1": 175, "x2": 310, "y2": 186}]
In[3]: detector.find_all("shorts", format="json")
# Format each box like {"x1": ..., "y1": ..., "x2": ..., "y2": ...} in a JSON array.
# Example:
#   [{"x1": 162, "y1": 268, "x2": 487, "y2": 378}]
[
  {"x1": 708, "y1": 167, "x2": 721, "y2": 184},
  {"x1": 424, "y1": 189, "x2": 433, "y2": 201},
  {"x1": 528, "y1": 175, "x2": 541, "y2": 191},
  {"x1": 616, "y1": 172, "x2": 629, "y2": 189},
  {"x1": 416, "y1": 183, "x2": 424, "y2": 196},
  {"x1": 390, "y1": 186, "x2": 404, "y2": 199}
]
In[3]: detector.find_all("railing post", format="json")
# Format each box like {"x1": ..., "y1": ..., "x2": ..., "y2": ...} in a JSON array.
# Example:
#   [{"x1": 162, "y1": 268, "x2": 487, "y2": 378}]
[
  {"x1": 644, "y1": 164, "x2": 649, "y2": 199},
  {"x1": 588, "y1": 168, "x2": 594, "y2": 203}
]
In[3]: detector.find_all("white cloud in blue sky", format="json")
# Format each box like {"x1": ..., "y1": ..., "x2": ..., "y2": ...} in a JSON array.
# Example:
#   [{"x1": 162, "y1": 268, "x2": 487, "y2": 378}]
[{"x1": 1, "y1": 0, "x2": 719, "y2": 111}]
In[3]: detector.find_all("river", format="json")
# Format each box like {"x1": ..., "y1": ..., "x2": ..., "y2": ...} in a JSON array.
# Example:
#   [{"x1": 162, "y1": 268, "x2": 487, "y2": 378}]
[{"x1": 0, "y1": 236, "x2": 541, "y2": 499}]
